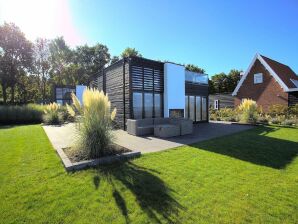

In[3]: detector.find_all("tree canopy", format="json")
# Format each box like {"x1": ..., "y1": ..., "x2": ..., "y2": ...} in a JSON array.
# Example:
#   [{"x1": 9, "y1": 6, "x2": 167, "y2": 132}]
[
  {"x1": 209, "y1": 69, "x2": 242, "y2": 94},
  {"x1": 185, "y1": 64, "x2": 205, "y2": 74},
  {"x1": 0, "y1": 22, "x2": 241, "y2": 104},
  {"x1": 121, "y1": 47, "x2": 142, "y2": 58}
]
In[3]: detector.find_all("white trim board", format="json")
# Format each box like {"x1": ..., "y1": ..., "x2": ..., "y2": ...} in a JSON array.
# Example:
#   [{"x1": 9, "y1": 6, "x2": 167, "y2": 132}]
[{"x1": 232, "y1": 53, "x2": 291, "y2": 96}]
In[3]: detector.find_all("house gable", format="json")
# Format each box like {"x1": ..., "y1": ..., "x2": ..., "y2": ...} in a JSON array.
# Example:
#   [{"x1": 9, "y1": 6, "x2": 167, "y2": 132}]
[
  {"x1": 232, "y1": 54, "x2": 292, "y2": 96},
  {"x1": 233, "y1": 57, "x2": 289, "y2": 110}
]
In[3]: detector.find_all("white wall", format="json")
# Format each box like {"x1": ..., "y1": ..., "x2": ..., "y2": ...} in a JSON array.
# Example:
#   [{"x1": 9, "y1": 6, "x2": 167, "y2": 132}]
[
  {"x1": 76, "y1": 85, "x2": 87, "y2": 104},
  {"x1": 163, "y1": 63, "x2": 185, "y2": 117}
]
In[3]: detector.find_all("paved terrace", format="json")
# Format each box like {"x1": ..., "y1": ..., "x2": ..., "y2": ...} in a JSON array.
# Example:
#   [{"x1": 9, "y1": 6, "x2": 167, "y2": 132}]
[{"x1": 43, "y1": 122, "x2": 253, "y2": 154}]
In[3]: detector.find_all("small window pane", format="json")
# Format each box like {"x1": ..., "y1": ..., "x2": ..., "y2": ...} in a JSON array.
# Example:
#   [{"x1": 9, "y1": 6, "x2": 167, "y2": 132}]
[
  {"x1": 189, "y1": 96, "x2": 195, "y2": 121},
  {"x1": 154, "y1": 94, "x2": 162, "y2": 118},
  {"x1": 254, "y1": 73, "x2": 263, "y2": 84},
  {"x1": 56, "y1": 88, "x2": 63, "y2": 99},
  {"x1": 133, "y1": 92, "x2": 143, "y2": 119},
  {"x1": 196, "y1": 96, "x2": 201, "y2": 121},
  {"x1": 144, "y1": 93, "x2": 153, "y2": 118}
]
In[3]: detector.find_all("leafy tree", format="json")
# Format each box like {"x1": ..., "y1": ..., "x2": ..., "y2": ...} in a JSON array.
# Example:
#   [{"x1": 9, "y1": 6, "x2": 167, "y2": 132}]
[
  {"x1": 121, "y1": 47, "x2": 142, "y2": 58},
  {"x1": 185, "y1": 64, "x2": 205, "y2": 74},
  {"x1": 49, "y1": 37, "x2": 73, "y2": 85},
  {"x1": 33, "y1": 38, "x2": 50, "y2": 104},
  {"x1": 0, "y1": 22, "x2": 33, "y2": 103},
  {"x1": 209, "y1": 69, "x2": 242, "y2": 94},
  {"x1": 211, "y1": 72, "x2": 228, "y2": 93},
  {"x1": 74, "y1": 43, "x2": 110, "y2": 84},
  {"x1": 15, "y1": 74, "x2": 40, "y2": 103},
  {"x1": 227, "y1": 69, "x2": 241, "y2": 92}
]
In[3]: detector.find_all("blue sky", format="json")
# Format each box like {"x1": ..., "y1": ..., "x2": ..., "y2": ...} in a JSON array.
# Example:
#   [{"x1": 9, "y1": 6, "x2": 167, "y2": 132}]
[{"x1": 1, "y1": 0, "x2": 298, "y2": 75}]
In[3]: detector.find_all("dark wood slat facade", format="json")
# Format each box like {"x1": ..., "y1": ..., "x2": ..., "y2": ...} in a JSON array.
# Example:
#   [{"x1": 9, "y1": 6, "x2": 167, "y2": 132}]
[
  {"x1": 95, "y1": 56, "x2": 209, "y2": 129},
  {"x1": 288, "y1": 92, "x2": 298, "y2": 106},
  {"x1": 209, "y1": 93, "x2": 234, "y2": 109}
]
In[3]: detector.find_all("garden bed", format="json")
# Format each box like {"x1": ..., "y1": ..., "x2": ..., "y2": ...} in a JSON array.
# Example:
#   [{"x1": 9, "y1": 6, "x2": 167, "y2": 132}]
[{"x1": 57, "y1": 144, "x2": 141, "y2": 172}]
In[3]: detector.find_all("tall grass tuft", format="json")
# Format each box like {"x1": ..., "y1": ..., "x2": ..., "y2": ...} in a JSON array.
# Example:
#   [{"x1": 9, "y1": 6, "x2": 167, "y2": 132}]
[
  {"x1": 68, "y1": 88, "x2": 117, "y2": 158},
  {"x1": 237, "y1": 99, "x2": 258, "y2": 123},
  {"x1": 43, "y1": 102, "x2": 64, "y2": 125},
  {"x1": 0, "y1": 104, "x2": 44, "y2": 124}
]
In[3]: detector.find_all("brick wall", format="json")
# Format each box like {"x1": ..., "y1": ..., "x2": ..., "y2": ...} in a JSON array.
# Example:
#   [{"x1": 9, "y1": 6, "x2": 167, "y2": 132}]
[{"x1": 234, "y1": 59, "x2": 288, "y2": 111}]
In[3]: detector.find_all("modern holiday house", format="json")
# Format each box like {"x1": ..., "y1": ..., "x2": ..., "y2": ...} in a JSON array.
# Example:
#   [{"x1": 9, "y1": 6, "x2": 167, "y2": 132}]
[
  {"x1": 92, "y1": 56, "x2": 209, "y2": 129},
  {"x1": 232, "y1": 54, "x2": 298, "y2": 111}
]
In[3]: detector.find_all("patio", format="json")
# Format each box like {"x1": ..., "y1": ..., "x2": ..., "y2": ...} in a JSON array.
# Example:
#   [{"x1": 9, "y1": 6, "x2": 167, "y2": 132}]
[{"x1": 43, "y1": 121, "x2": 253, "y2": 154}]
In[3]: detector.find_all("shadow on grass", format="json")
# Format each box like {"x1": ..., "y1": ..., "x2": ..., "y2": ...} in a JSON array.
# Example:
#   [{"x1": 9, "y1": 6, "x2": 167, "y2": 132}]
[
  {"x1": 191, "y1": 126, "x2": 298, "y2": 169},
  {"x1": 0, "y1": 125, "x2": 15, "y2": 129},
  {"x1": 94, "y1": 161, "x2": 183, "y2": 223}
]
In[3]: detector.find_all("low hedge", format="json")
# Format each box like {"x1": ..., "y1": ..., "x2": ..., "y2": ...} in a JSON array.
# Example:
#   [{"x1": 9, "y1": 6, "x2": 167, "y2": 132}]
[{"x1": 0, "y1": 104, "x2": 45, "y2": 124}]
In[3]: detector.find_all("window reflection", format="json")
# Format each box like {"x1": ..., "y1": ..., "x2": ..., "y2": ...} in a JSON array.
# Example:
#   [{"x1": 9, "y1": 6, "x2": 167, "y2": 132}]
[
  {"x1": 144, "y1": 93, "x2": 153, "y2": 118},
  {"x1": 133, "y1": 92, "x2": 143, "y2": 119}
]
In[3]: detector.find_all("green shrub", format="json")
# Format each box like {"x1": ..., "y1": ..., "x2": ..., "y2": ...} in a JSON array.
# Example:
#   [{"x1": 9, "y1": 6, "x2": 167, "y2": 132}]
[
  {"x1": 268, "y1": 104, "x2": 288, "y2": 117},
  {"x1": 289, "y1": 104, "x2": 298, "y2": 116},
  {"x1": 237, "y1": 99, "x2": 258, "y2": 123},
  {"x1": 0, "y1": 104, "x2": 44, "y2": 124},
  {"x1": 257, "y1": 115, "x2": 269, "y2": 124},
  {"x1": 68, "y1": 88, "x2": 117, "y2": 159},
  {"x1": 43, "y1": 103, "x2": 64, "y2": 125},
  {"x1": 269, "y1": 115, "x2": 286, "y2": 125},
  {"x1": 270, "y1": 117, "x2": 280, "y2": 124},
  {"x1": 282, "y1": 119, "x2": 296, "y2": 126},
  {"x1": 218, "y1": 108, "x2": 237, "y2": 121}
]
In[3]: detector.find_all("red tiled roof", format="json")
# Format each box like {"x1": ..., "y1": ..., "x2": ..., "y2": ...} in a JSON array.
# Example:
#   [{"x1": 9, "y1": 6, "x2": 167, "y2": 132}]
[{"x1": 261, "y1": 55, "x2": 298, "y2": 89}]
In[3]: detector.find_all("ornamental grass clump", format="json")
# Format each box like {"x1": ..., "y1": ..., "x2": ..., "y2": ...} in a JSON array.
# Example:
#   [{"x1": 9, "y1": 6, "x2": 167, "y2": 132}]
[
  {"x1": 68, "y1": 88, "x2": 117, "y2": 159},
  {"x1": 237, "y1": 99, "x2": 258, "y2": 124},
  {"x1": 43, "y1": 102, "x2": 64, "y2": 125}
]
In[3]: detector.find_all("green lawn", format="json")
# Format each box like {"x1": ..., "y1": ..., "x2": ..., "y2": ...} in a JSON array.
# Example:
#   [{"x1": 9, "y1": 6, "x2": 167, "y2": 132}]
[{"x1": 0, "y1": 125, "x2": 297, "y2": 224}]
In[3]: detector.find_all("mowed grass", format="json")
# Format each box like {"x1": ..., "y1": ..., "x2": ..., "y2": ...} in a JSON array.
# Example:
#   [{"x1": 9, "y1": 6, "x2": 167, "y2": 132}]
[{"x1": 0, "y1": 125, "x2": 297, "y2": 223}]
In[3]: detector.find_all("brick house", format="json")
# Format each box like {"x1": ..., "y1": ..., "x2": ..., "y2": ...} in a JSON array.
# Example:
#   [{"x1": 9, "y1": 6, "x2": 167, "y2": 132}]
[{"x1": 232, "y1": 54, "x2": 298, "y2": 111}]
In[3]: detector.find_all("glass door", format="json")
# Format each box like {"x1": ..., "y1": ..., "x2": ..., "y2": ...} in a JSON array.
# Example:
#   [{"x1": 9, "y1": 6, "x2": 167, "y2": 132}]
[
  {"x1": 202, "y1": 97, "x2": 207, "y2": 121},
  {"x1": 189, "y1": 96, "x2": 195, "y2": 121}
]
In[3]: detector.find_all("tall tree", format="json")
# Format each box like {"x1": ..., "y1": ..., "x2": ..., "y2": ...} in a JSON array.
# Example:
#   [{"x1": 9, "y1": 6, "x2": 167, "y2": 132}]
[
  {"x1": 185, "y1": 64, "x2": 205, "y2": 74},
  {"x1": 74, "y1": 43, "x2": 110, "y2": 84},
  {"x1": 49, "y1": 37, "x2": 73, "y2": 85},
  {"x1": 226, "y1": 69, "x2": 241, "y2": 92},
  {"x1": 209, "y1": 69, "x2": 242, "y2": 94},
  {"x1": 0, "y1": 22, "x2": 33, "y2": 103},
  {"x1": 211, "y1": 72, "x2": 228, "y2": 93},
  {"x1": 33, "y1": 38, "x2": 50, "y2": 104},
  {"x1": 121, "y1": 47, "x2": 142, "y2": 58}
]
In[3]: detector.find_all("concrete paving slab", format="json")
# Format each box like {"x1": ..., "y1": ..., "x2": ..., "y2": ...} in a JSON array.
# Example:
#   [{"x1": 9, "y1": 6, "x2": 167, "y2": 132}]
[{"x1": 43, "y1": 121, "x2": 253, "y2": 154}]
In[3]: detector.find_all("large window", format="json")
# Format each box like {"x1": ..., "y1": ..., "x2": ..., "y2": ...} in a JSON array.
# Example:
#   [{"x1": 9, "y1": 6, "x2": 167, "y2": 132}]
[
  {"x1": 185, "y1": 95, "x2": 208, "y2": 122},
  {"x1": 131, "y1": 62, "x2": 164, "y2": 119},
  {"x1": 133, "y1": 92, "x2": 143, "y2": 119},
  {"x1": 55, "y1": 86, "x2": 75, "y2": 105},
  {"x1": 133, "y1": 92, "x2": 163, "y2": 118}
]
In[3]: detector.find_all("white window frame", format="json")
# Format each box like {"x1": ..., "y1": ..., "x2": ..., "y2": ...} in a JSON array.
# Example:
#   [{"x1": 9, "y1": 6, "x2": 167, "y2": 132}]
[
  {"x1": 254, "y1": 73, "x2": 263, "y2": 84},
  {"x1": 214, "y1": 99, "x2": 219, "y2": 110}
]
